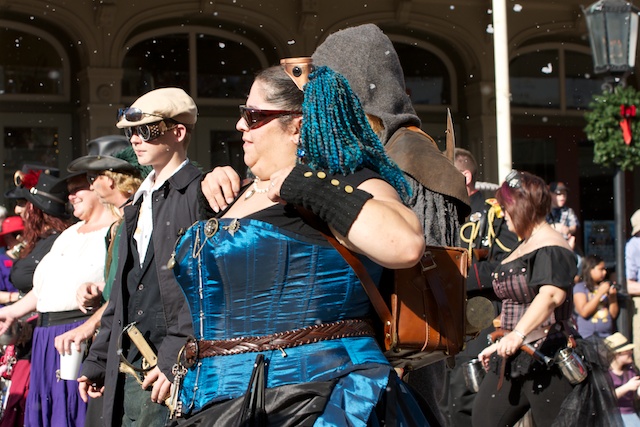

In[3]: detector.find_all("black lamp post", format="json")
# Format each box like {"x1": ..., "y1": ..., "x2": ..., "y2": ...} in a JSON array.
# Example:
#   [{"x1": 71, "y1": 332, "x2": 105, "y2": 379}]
[{"x1": 583, "y1": 0, "x2": 640, "y2": 339}]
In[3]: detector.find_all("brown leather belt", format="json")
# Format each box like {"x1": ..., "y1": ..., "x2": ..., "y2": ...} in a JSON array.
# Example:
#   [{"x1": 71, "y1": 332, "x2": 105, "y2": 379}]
[{"x1": 182, "y1": 319, "x2": 374, "y2": 367}]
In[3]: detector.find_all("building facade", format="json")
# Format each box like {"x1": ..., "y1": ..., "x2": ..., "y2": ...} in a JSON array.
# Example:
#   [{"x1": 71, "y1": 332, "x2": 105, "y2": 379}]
[{"x1": 1, "y1": 0, "x2": 639, "y2": 254}]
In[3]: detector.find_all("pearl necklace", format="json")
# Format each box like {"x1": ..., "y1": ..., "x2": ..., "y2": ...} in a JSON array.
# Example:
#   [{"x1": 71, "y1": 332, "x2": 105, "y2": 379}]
[{"x1": 244, "y1": 178, "x2": 269, "y2": 200}]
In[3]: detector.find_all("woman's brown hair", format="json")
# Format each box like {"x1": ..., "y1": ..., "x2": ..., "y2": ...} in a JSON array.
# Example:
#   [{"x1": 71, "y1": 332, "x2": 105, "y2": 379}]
[
  {"x1": 495, "y1": 170, "x2": 551, "y2": 239},
  {"x1": 20, "y1": 201, "x2": 71, "y2": 257}
]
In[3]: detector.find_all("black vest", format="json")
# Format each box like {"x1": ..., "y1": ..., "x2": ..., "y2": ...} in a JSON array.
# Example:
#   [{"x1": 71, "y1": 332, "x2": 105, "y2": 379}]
[{"x1": 124, "y1": 234, "x2": 165, "y2": 362}]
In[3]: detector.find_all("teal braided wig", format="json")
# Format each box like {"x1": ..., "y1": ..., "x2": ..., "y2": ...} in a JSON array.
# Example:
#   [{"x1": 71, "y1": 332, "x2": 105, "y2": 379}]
[{"x1": 299, "y1": 66, "x2": 411, "y2": 201}]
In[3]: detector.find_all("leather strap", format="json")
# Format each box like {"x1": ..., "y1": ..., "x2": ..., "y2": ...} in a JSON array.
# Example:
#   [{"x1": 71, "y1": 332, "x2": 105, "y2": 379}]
[
  {"x1": 182, "y1": 319, "x2": 374, "y2": 365},
  {"x1": 419, "y1": 251, "x2": 458, "y2": 354},
  {"x1": 295, "y1": 208, "x2": 393, "y2": 327}
]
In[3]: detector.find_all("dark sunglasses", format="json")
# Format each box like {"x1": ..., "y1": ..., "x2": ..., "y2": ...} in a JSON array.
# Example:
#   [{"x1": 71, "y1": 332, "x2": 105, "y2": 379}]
[
  {"x1": 239, "y1": 106, "x2": 301, "y2": 130},
  {"x1": 505, "y1": 170, "x2": 523, "y2": 189},
  {"x1": 117, "y1": 107, "x2": 164, "y2": 122},
  {"x1": 68, "y1": 184, "x2": 90, "y2": 194},
  {"x1": 86, "y1": 172, "x2": 101, "y2": 184},
  {"x1": 123, "y1": 121, "x2": 177, "y2": 142}
]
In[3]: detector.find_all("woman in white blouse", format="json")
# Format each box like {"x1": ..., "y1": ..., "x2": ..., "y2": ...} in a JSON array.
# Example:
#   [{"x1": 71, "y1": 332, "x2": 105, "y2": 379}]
[{"x1": 0, "y1": 172, "x2": 117, "y2": 427}]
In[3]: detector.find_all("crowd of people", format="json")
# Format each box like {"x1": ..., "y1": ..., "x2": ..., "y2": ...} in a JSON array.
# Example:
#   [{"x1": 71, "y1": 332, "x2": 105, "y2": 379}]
[{"x1": 0, "y1": 22, "x2": 637, "y2": 427}]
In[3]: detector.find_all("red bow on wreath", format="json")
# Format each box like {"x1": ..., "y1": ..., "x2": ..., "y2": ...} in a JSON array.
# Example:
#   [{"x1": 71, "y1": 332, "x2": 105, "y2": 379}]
[{"x1": 620, "y1": 104, "x2": 636, "y2": 145}]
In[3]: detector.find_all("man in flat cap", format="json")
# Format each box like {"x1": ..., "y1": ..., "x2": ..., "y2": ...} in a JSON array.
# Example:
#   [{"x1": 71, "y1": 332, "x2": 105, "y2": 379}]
[{"x1": 79, "y1": 88, "x2": 202, "y2": 426}]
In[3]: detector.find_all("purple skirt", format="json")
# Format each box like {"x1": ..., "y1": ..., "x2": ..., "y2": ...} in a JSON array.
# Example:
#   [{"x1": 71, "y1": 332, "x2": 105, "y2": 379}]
[{"x1": 25, "y1": 320, "x2": 88, "y2": 427}]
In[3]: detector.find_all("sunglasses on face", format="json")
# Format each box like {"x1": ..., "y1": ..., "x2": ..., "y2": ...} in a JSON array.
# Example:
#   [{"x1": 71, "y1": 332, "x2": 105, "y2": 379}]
[
  {"x1": 239, "y1": 106, "x2": 301, "y2": 130},
  {"x1": 117, "y1": 107, "x2": 165, "y2": 123},
  {"x1": 123, "y1": 121, "x2": 177, "y2": 142},
  {"x1": 68, "y1": 184, "x2": 90, "y2": 195},
  {"x1": 86, "y1": 172, "x2": 101, "y2": 185}
]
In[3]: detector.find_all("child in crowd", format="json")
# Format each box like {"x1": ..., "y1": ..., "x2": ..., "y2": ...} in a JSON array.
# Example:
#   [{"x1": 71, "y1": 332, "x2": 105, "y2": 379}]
[
  {"x1": 574, "y1": 254, "x2": 619, "y2": 338},
  {"x1": 605, "y1": 332, "x2": 640, "y2": 426}
]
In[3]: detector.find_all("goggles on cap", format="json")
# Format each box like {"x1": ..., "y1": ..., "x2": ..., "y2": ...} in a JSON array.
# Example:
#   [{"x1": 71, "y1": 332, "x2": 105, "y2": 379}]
[
  {"x1": 239, "y1": 106, "x2": 301, "y2": 130},
  {"x1": 123, "y1": 121, "x2": 178, "y2": 142},
  {"x1": 117, "y1": 107, "x2": 165, "y2": 123}
]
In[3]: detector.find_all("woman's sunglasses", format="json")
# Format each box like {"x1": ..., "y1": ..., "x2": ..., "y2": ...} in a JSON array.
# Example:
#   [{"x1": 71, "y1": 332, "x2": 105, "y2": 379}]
[
  {"x1": 239, "y1": 106, "x2": 301, "y2": 130},
  {"x1": 123, "y1": 121, "x2": 177, "y2": 142}
]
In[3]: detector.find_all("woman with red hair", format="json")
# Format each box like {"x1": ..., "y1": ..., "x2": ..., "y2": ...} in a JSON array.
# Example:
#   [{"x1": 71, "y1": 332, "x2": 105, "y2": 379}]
[
  {"x1": 472, "y1": 171, "x2": 620, "y2": 427},
  {"x1": 0, "y1": 166, "x2": 71, "y2": 427}
]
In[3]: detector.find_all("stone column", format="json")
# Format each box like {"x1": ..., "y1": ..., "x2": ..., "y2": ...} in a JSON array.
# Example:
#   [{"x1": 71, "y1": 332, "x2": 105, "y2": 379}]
[{"x1": 76, "y1": 68, "x2": 124, "y2": 155}]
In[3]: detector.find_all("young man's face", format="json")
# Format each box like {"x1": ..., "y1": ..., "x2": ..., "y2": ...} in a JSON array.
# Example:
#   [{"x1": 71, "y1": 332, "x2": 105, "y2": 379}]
[{"x1": 128, "y1": 121, "x2": 178, "y2": 168}]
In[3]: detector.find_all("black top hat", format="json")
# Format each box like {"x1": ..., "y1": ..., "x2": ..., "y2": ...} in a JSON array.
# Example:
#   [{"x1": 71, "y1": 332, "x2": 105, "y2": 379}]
[
  {"x1": 20, "y1": 172, "x2": 69, "y2": 219},
  {"x1": 4, "y1": 165, "x2": 60, "y2": 200},
  {"x1": 67, "y1": 135, "x2": 137, "y2": 174}
]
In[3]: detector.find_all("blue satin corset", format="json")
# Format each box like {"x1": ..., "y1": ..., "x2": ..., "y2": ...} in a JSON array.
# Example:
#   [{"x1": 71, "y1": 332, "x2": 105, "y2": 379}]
[
  {"x1": 174, "y1": 218, "x2": 380, "y2": 338},
  {"x1": 173, "y1": 218, "x2": 390, "y2": 415}
]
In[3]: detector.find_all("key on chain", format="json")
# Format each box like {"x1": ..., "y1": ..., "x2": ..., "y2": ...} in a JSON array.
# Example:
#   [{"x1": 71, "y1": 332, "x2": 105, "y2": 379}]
[{"x1": 169, "y1": 363, "x2": 188, "y2": 419}]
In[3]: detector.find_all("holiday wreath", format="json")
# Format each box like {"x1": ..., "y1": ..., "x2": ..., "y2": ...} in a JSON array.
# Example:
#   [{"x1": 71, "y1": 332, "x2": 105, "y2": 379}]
[{"x1": 584, "y1": 85, "x2": 640, "y2": 171}]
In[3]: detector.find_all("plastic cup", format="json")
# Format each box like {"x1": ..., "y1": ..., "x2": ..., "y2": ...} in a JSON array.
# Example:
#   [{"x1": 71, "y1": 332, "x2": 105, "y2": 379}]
[{"x1": 58, "y1": 341, "x2": 87, "y2": 381}]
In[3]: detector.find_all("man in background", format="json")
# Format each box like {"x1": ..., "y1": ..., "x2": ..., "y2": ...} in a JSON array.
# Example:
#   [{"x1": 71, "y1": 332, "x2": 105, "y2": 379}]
[{"x1": 547, "y1": 181, "x2": 579, "y2": 250}]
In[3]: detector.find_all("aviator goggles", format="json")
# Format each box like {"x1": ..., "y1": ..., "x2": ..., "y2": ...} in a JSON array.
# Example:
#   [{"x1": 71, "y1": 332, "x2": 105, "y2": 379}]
[
  {"x1": 505, "y1": 169, "x2": 524, "y2": 189},
  {"x1": 123, "y1": 121, "x2": 178, "y2": 142},
  {"x1": 118, "y1": 107, "x2": 179, "y2": 142},
  {"x1": 117, "y1": 107, "x2": 164, "y2": 123},
  {"x1": 239, "y1": 106, "x2": 301, "y2": 130}
]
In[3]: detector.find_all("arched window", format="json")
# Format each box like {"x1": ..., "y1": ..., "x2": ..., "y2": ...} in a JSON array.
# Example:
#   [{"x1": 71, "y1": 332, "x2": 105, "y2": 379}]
[
  {"x1": 122, "y1": 34, "x2": 190, "y2": 95},
  {"x1": 510, "y1": 47, "x2": 603, "y2": 111},
  {"x1": 394, "y1": 42, "x2": 452, "y2": 106},
  {"x1": 196, "y1": 34, "x2": 260, "y2": 99},
  {"x1": 121, "y1": 31, "x2": 263, "y2": 100},
  {"x1": 0, "y1": 26, "x2": 66, "y2": 96}
]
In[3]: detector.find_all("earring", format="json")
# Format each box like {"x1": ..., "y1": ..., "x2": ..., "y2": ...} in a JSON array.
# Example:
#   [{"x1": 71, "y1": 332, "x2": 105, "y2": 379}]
[{"x1": 296, "y1": 147, "x2": 306, "y2": 159}]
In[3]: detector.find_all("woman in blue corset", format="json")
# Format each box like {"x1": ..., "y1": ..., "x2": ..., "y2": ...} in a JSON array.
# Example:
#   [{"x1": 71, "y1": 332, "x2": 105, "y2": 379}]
[{"x1": 170, "y1": 59, "x2": 431, "y2": 426}]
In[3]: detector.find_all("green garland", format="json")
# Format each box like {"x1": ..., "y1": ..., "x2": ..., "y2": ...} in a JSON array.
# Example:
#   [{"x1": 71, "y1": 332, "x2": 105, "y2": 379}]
[{"x1": 584, "y1": 85, "x2": 640, "y2": 171}]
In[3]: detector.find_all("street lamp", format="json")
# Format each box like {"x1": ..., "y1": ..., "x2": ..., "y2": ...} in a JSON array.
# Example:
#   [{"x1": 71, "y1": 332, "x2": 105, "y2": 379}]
[{"x1": 583, "y1": 0, "x2": 640, "y2": 339}]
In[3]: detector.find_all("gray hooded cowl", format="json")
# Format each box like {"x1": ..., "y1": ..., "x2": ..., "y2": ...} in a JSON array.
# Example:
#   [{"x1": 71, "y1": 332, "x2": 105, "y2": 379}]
[
  {"x1": 312, "y1": 24, "x2": 469, "y2": 246},
  {"x1": 312, "y1": 24, "x2": 421, "y2": 145}
]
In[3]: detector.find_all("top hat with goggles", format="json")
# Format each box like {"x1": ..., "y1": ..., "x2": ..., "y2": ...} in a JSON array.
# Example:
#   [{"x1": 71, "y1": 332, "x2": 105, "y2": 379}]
[
  {"x1": 4, "y1": 164, "x2": 59, "y2": 200},
  {"x1": 5, "y1": 166, "x2": 69, "y2": 218}
]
